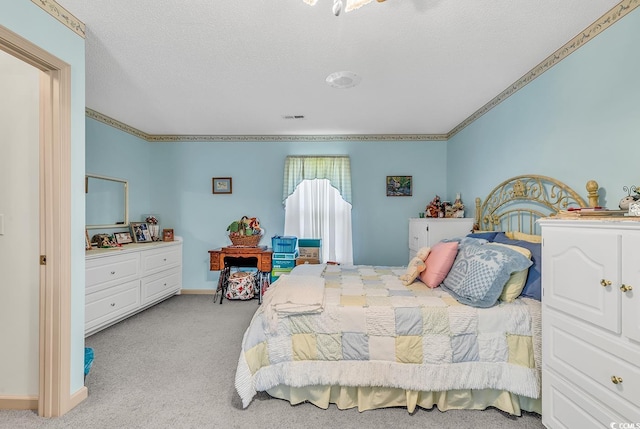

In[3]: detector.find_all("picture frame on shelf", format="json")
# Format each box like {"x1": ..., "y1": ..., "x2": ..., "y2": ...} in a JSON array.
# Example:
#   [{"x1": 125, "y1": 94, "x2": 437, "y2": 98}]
[
  {"x1": 212, "y1": 177, "x2": 232, "y2": 194},
  {"x1": 386, "y1": 176, "x2": 412, "y2": 197},
  {"x1": 85, "y1": 229, "x2": 92, "y2": 250},
  {"x1": 114, "y1": 231, "x2": 133, "y2": 244},
  {"x1": 130, "y1": 222, "x2": 152, "y2": 243},
  {"x1": 163, "y1": 228, "x2": 174, "y2": 241}
]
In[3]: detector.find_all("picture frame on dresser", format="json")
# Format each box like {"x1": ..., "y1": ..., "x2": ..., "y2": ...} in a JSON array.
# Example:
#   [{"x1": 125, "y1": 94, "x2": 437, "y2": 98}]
[
  {"x1": 130, "y1": 222, "x2": 152, "y2": 243},
  {"x1": 163, "y1": 228, "x2": 174, "y2": 241},
  {"x1": 114, "y1": 231, "x2": 133, "y2": 244},
  {"x1": 85, "y1": 229, "x2": 92, "y2": 250}
]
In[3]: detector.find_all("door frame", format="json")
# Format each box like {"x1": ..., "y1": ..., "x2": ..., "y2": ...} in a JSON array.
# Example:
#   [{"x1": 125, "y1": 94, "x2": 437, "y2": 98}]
[{"x1": 0, "y1": 25, "x2": 81, "y2": 417}]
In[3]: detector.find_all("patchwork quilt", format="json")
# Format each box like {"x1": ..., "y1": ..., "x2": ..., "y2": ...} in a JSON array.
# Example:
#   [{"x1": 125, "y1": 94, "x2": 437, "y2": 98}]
[{"x1": 235, "y1": 265, "x2": 541, "y2": 408}]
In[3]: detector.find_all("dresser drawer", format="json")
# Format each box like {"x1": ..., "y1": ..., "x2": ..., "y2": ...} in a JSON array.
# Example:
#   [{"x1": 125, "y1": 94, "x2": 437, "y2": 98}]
[
  {"x1": 85, "y1": 279, "x2": 140, "y2": 333},
  {"x1": 141, "y1": 267, "x2": 181, "y2": 305},
  {"x1": 86, "y1": 252, "x2": 139, "y2": 291},
  {"x1": 544, "y1": 310, "x2": 640, "y2": 420},
  {"x1": 543, "y1": 369, "x2": 626, "y2": 428},
  {"x1": 141, "y1": 245, "x2": 181, "y2": 276}
]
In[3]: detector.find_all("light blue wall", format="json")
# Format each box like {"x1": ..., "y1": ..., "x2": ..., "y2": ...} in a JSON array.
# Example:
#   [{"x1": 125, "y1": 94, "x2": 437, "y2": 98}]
[
  {"x1": 447, "y1": 6, "x2": 640, "y2": 209},
  {"x1": 87, "y1": 129, "x2": 449, "y2": 289},
  {"x1": 1, "y1": 1, "x2": 86, "y2": 393},
  {"x1": 87, "y1": 6, "x2": 640, "y2": 298},
  {"x1": 86, "y1": 119, "x2": 152, "y2": 224}
]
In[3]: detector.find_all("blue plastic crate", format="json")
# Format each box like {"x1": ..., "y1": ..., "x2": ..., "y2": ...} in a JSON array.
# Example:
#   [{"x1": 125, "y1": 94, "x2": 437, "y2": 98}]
[{"x1": 272, "y1": 235, "x2": 297, "y2": 253}]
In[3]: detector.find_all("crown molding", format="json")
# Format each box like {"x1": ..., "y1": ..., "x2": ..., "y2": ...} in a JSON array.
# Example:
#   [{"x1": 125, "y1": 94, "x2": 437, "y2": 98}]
[
  {"x1": 146, "y1": 134, "x2": 447, "y2": 142},
  {"x1": 448, "y1": 0, "x2": 639, "y2": 138},
  {"x1": 86, "y1": 109, "x2": 446, "y2": 142},
  {"x1": 31, "y1": 0, "x2": 85, "y2": 38},
  {"x1": 86, "y1": 109, "x2": 149, "y2": 140},
  {"x1": 80, "y1": 0, "x2": 637, "y2": 142}
]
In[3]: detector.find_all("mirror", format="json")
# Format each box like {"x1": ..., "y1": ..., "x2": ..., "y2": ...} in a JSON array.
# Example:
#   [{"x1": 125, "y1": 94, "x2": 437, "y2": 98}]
[{"x1": 85, "y1": 174, "x2": 129, "y2": 229}]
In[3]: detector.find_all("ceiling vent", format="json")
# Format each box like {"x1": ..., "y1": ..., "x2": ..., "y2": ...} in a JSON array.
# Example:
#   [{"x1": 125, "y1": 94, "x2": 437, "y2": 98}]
[{"x1": 326, "y1": 71, "x2": 361, "y2": 89}]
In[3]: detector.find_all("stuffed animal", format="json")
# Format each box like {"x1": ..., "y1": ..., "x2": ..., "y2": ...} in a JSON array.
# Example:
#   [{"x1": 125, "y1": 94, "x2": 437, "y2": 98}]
[
  {"x1": 426, "y1": 195, "x2": 442, "y2": 218},
  {"x1": 399, "y1": 247, "x2": 431, "y2": 285},
  {"x1": 619, "y1": 195, "x2": 639, "y2": 210},
  {"x1": 399, "y1": 257, "x2": 426, "y2": 286}
]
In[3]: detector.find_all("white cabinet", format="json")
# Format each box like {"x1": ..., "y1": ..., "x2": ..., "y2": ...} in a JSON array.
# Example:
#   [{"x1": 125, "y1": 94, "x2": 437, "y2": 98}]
[
  {"x1": 539, "y1": 220, "x2": 640, "y2": 427},
  {"x1": 85, "y1": 237, "x2": 182, "y2": 336},
  {"x1": 408, "y1": 218, "x2": 474, "y2": 259}
]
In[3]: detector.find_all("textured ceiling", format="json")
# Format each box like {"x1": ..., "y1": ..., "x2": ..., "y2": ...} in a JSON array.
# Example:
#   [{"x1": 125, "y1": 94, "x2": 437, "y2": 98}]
[{"x1": 54, "y1": 0, "x2": 622, "y2": 138}]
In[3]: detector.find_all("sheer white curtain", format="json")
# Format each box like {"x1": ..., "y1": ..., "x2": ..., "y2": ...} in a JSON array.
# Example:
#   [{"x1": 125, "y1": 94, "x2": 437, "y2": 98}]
[{"x1": 284, "y1": 178, "x2": 353, "y2": 265}]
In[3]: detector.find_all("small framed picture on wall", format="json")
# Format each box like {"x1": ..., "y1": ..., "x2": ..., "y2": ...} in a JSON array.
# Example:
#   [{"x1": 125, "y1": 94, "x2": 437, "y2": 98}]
[
  {"x1": 386, "y1": 176, "x2": 412, "y2": 197},
  {"x1": 212, "y1": 177, "x2": 232, "y2": 194}
]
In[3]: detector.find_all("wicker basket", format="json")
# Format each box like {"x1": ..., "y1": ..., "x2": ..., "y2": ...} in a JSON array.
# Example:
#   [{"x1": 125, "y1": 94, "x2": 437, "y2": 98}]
[{"x1": 229, "y1": 233, "x2": 262, "y2": 247}]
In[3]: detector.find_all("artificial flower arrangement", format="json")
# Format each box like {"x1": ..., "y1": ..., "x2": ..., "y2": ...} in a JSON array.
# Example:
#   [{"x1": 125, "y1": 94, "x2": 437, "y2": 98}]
[
  {"x1": 145, "y1": 215, "x2": 159, "y2": 225},
  {"x1": 226, "y1": 216, "x2": 262, "y2": 246}
]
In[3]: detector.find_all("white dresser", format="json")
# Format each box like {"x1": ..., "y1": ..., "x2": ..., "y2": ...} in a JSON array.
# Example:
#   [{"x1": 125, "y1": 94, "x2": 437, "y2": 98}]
[
  {"x1": 539, "y1": 220, "x2": 640, "y2": 427},
  {"x1": 85, "y1": 237, "x2": 182, "y2": 336},
  {"x1": 408, "y1": 218, "x2": 474, "y2": 259}
]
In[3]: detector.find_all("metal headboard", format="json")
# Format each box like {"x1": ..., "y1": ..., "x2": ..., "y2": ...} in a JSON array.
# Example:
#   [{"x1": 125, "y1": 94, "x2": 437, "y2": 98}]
[{"x1": 474, "y1": 175, "x2": 599, "y2": 234}]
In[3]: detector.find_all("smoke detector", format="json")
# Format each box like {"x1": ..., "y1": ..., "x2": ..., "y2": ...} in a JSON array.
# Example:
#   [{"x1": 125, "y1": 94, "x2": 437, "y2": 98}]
[{"x1": 326, "y1": 71, "x2": 361, "y2": 89}]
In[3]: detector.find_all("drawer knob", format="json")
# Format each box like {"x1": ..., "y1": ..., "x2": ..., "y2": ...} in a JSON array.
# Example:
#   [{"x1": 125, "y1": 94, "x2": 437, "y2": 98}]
[
  {"x1": 600, "y1": 279, "x2": 612, "y2": 287},
  {"x1": 163, "y1": 258, "x2": 167, "y2": 262},
  {"x1": 611, "y1": 375, "x2": 623, "y2": 384},
  {"x1": 110, "y1": 302, "x2": 116, "y2": 307},
  {"x1": 620, "y1": 284, "x2": 633, "y2": 293}
]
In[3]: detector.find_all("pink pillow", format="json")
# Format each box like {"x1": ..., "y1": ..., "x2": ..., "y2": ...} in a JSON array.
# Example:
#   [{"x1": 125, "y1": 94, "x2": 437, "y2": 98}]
[{"x1": 419, "y1": 241, "x2": 459, "y2": 288}]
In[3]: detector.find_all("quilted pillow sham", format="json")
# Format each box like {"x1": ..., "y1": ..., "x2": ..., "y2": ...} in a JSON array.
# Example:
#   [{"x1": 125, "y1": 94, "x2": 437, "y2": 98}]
[{"x1": 441, "y1": 241, "x2": 532, "y2": 308}]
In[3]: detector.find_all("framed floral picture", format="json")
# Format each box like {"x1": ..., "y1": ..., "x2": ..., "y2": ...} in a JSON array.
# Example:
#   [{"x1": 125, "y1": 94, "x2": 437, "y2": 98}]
[
  {"x1": 386, "y1": 176, "x2": 412, "y2": 197},
  {"x1": 212, "y1": 177, "x2": 232, "y2": 194},
  {"x1": 130, "y1": 222, "x2": 152, "y2": 243}
]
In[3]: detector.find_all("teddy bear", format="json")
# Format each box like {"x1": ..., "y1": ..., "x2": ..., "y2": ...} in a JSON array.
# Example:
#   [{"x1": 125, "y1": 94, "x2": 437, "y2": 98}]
[{"x1": 399, "y1": 247, "x2": 431, "y2": 285}]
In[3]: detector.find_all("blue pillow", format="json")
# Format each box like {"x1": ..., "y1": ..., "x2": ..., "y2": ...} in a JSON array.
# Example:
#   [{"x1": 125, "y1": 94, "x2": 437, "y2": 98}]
[
  {"x1": 441, "y1": 240, "x2": 532, "y2": 308},
  {"x1": 492, "y1": 232, "x2": 541, "y2": 301},
  {"x1": 466, "y1": 231, "x2": 499, "y2": 241}
]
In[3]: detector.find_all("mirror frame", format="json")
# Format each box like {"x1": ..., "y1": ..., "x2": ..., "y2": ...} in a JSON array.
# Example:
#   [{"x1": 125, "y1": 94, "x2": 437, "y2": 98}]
[{"x1": 85, "y1": 173, "x2": 129, "y2": 229}]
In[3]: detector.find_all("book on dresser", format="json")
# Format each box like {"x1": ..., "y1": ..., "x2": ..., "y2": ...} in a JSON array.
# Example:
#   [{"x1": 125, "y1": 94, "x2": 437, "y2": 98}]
[{"x1": 85, "y1": 237, "x2": 183, "y2": 336}]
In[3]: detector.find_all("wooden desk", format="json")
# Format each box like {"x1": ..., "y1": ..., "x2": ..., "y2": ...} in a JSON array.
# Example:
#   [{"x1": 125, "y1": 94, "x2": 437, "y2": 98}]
[{"x1": 208, "y1": 246, "x2": 272, "y2": 304}]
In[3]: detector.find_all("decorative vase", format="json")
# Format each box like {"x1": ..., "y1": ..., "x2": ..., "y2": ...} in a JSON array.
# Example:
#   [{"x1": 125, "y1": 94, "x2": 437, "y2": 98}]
[{"x1": 148, "y1": 224, "x2": 160, "y2": 241}]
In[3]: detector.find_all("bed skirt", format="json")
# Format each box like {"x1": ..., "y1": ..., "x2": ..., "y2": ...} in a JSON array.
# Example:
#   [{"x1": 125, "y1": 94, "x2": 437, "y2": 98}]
[{"x1": 266, "y1": 384, "x2": 541, "y2": 416}]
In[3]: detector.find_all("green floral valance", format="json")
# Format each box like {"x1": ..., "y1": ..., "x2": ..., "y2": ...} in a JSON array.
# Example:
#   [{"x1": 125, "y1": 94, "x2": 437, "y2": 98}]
[{"x1": 282, "y1": 156, "x2": 352, "y2": 205}]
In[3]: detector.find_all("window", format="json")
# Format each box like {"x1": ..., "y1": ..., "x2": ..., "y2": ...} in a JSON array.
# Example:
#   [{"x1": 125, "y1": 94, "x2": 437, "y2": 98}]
[{"x1": 282, "y1": 156, "x2": 353, "y2": 264}]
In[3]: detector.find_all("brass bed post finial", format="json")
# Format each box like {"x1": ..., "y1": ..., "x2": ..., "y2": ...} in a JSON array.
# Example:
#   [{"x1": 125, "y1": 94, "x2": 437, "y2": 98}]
[
  {"x1": 474, "y1": 197, "x2": 481, "y2": 231},
  {"x1": 586, "y1": 180, "x2": 599, "y2": 208}
]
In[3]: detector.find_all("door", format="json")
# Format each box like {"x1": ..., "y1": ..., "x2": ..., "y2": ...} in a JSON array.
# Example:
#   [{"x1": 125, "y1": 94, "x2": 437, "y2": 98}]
[{"x1": 0, "y1": 26, "x2": 76, "y2": 416}]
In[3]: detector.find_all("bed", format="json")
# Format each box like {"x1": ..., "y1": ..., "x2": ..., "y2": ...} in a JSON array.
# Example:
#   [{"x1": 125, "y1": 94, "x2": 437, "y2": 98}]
[{"x1": 235, "y1": 175, "x2": 599, "y2": 415}]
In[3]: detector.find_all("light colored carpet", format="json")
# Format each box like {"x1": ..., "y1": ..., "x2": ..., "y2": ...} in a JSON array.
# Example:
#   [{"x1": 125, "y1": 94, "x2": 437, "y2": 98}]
[{"x1": 0, "y1": 295, "x2": 544, "y2": 429}]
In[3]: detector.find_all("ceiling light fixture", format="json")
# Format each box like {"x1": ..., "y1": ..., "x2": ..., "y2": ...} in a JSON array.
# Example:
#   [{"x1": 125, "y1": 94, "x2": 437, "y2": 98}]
[
  {"x1": 326, "y1": 71, "x2": 361, "y2": 89},
  {"x1": 304, "y1": 0, "x2": 386, "y2": 16}
]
